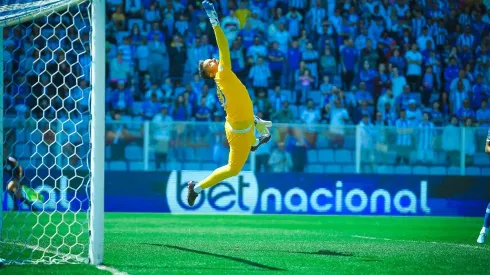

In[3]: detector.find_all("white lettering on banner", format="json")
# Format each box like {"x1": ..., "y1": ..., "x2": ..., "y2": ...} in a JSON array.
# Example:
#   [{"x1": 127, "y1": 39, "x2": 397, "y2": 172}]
[
  {"x1": 310, "y1": 189, "x2": 333, "y2": 212},
  {"x1": 164, "y1": 172, "x2": 432, "y2": 215},
  {"x1": 344, "y1": 189, "x2": 368, "y2": 213},
  {"x1": 284, "y1": 188, "x2": 308, "y2": 212},
  {"x1": 393, "y1": 190, "x2": 417, "y2": 214},
  {"x1": 259, "y1": 180, "x2": 431, "y2": 215},
  {"x1": 335, "y1": 181, "x2": 342, "y2": 212},
  {"x1": 370, "y1": 190, "x2": 391, "y2": 213},
  {"x1": 420, "y1": 181, "x2": 431, "y2": 214},
  {"x1": 166, "y1": 170, "x2": 259, "y2": 214},
  {"x1": 260, "y1": 188, "x2": 281, "y2": 212}
]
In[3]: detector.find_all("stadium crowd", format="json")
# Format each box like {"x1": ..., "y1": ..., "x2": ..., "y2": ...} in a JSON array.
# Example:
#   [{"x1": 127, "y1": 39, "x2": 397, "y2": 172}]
[
  {"x1": 2, "y1": 0, "x2": 490, "y2": 173},
  {"x1": 101, "y1": 0, "x2": 489, "y2": 128}
]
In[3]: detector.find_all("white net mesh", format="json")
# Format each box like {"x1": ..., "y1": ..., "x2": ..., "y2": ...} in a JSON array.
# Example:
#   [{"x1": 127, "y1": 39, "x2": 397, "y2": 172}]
[{"x1": 1, "y1": 0, "x2": 92, "y2": 264}]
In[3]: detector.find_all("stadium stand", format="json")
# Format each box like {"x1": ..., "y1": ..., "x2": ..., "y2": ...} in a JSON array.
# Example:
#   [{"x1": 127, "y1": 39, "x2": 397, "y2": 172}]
[{"x1": 3, "y1": 0, "x2": 490, "y2": 175}]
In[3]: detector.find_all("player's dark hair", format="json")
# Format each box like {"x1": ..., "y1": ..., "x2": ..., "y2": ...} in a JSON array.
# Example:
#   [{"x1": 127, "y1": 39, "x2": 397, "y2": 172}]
[{"x1": 198, "y1": 60, "x2": 212, "y2": 79}]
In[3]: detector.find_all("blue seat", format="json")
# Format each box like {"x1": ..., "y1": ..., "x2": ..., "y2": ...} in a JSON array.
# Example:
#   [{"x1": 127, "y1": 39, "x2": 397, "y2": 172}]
[
  {"x1": 342, "y1": 165, "x2": 356, "y2": 174},
  {"x1": 125, "y1": 145, "x2": 143, "y2": 161},
  {"x1": 167, "y1": 162, "x2": 182, "y2": 171},
  {"x1": 202, "y1": 162, "x2": 216, "y2": 170},
  {"x1": 307, "y1": 150, "x2": 318, "y2": 163},
  {"x1": 429, "y1": 166, "x2": 446, "y2": 175},
  {"x1": 316, "y1": 135, "x2": 329, "y2": 148},
  {"x1": 195, "y1": 147, "x2": 213, "y2": 162},
  {"x1": 466, "y1": 166, "x2": 481, "y2": 176},
  {"x1": 344, "y1": 136, "x2": 355, "y2": 149},
  {"x1": 110, "y1": 161, "x2": 127, "y2": 171},
  {"x1": 447, "y1": 167, "x2": 461, "y2": 175},
  {"x1": 335, "y1": 149, "x2": 352, "y2": 163},
  {"x1": 482, "y1": 168, "x2": 490, "y2": 176},
  {"x1": 325, "y1": 164, "x2": 342, "y2": 173},
  {"x1": 15, "y1": 144, "x2": 31, "y2": 157},
  {"x1": 318, "y1": 149, "x2": 334, "y2": 163},
  {"x1": 183, "y1": 148, "x2": 195, "y2": 161},
  {"x1": 130, "y1": 161, "x2": 145, "y2": 171},
  {"x1": 184, "y1": 162, "x2": 201, "y2": 170},
  {"x1": 435, "y1": 152, "x2": 447, "y2": 165},
  {"x1": 395, "y1": 166, "x2": 411, "y2": 174},
  {"x1": 412, "y1": 166, "x2": 429, "y2": 175},
  {"x1": 309, "y1": 91, "x2": 322, "y2": 105},
  {"x1": 474, "y1": 153, "x2": 490, "y2": 166},
  {"x1": 306, "y1": 164, "x2": 323, "y2": 173},
  {"x1": 376, "y1": 165, "x2": 394, "y2": 174}
]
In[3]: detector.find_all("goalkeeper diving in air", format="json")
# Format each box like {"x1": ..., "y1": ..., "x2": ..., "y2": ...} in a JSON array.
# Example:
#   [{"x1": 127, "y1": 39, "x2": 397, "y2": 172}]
[
  {"x1": 187, "y1": 0, "x2": 272, "y2": 206},
  {"x1": 4, "y1": 151, "x2": 44, "y2": 211}
]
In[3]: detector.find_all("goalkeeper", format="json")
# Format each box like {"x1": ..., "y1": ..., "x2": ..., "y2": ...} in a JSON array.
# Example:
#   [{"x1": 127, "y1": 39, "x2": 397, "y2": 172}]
[
  {"x1": 4, "y1": 153, "x2": 44, "y2": 211},
  {"x1": 187, "y1": 0, "x2": 272, "y2": 206}
]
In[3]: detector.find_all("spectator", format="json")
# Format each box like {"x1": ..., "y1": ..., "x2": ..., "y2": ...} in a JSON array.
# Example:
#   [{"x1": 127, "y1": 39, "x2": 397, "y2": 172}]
[
  {"x1": 406, "y1": 99, "x2": 423, "y2": 126},
  {"x1": 269, "y1": 85, "x2": 288, "y2": 112},
  {"x1": 359, "y1": 113, "x2": 375, "y2": 171},
  {"x1": 254, "y1": 88, "x2": 273, "y2": 119},
  {"x1": 476, "y1": 100, "x2": 490, "y2": 127},
  {"x1": 405, "y1": 43, "x2": 423, "y2": 92},
  {"x1": 268, "y1": 142, "x2": 293, "y2": 173},
  {"x1": 145, "y1": 83, "x2": 164, "y2": 101},
  {"x1": 417, "y1": 112, "x2": 435, "y2": 164},
  {"x1": 152, "y1": 106, "x2": 173, "y2": 170},
  {"x1": 221, "y1": 10, "x2": 240, "y2": 42},
  {"x1": 470, "y1": 74, "x2": 489, "y2": 110},
  {"x1": 355, "y1": 82, "x2": 374, "y2": 105},
  {"x1": 359, "y1": 60, "x2": 378, "y2": 93},
  {"x1": 168, "y1": 35, "x2": 187, "y2": 83},
  {"x1": 456, "y1": 99, "x2": 475, "y2": 123},
  {"x1": 285, "y1": 128, "x2": 309, "y2": 172},
  {"x1": 271, "y1": 101, "x2": 294, "y2": 123},
  {"x1": 268, "y1": 42, "x2": 286, "y2": 87},
  {"x1": 395, "y1": 109, "x2": 413, "y2": 165},
  {"x1": 329, "y1": 98, "x2": 349, "y2": 148},
  {"x1": 430, "y1": 101, "x2": 445, "y2": 127},
  {"x1": 136, "y1": 37, "x2": 149, "y2": 76},
  {"x1": 248, "y1": 57, "x2": 270, "y2": 91},
  {"x1": 109, "y1": 52, "x2": 131, "y2": 84},
  {"x1": 247, "y1": 36, "x2": 267, "y2": 62},
  {"x1": 450, "y1": 80, "x2": 469, "y2": 115},
  {"x1": 106, "y1": 111, "x2": 139, "y2": 161},
  {"x1": 145, "y1": 2, "x2": 161, "y2": 25},
  {"x1": 110, "y1": 81, "x2": 134, "y2": 115},
  {"x1": 377, "y1": 88, "x2": 395, "y2": 115},
  {"x1": 172, "y1": 94, "x2": 190, "y2": 121},
  {"x1": 141, "y1": 94, "x2": 162, "y2": 120},
  {"x1": 421, "y1": 66, "x2": 435, "y2": 107},
  {"x1": 320, "y1": 47, "x2": 336, "y2": 77},
  {"x1": 287, "y1": 40, "x2": 302, "y2": 87},
  {"x1": 340, "y1": 37, "x2": 358, "y2": 91},
  {"x1": 147, "y1": 34, "x2": 168, "y2": 84},
  {"x1": 353, "y1": 100, "x2": 373, "y2": 124},
  {"x1": 464, "y1": 117, "x2": 476, "y2": 165},
  {"x1": 194, "y1": 97, "x2": 212, "y2": 122},
  {"x1": 286, "y1": 8, "x2": 303, "y2": 38},
  {"x1": 296, "y1": 68, "x2": 314, "y2": 104},
  {"x1": 125, "y1": 0, "x2": 142, "y2": 18},
  {"x1": 112, "y1": 5, "x2": 126, "y2": 30},
  {"x1": 391, "y1": 67, "x2": 407, "y2": 97}
]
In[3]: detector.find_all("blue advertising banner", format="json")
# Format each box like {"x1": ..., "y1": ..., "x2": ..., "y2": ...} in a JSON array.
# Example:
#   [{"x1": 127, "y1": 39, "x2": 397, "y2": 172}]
[{"x1": 3, "y1": 170, "x2": 490, "y2": 217}]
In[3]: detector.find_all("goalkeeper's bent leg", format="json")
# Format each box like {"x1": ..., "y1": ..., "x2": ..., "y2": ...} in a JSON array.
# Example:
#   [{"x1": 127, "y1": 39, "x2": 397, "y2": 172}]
[{"x1": 196, "y1": 130, "x2": 253, "y2": 191}]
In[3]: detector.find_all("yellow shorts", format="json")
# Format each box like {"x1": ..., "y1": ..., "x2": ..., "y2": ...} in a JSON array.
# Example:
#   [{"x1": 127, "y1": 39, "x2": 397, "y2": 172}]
[{"x1": 225, "y1": 121, "x2": 256, "y2": 170}]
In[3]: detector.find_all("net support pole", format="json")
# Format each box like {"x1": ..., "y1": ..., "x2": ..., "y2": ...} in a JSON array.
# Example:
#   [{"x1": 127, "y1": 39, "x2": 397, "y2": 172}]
[
  {"x1": 355, "y1": 125, "x2": 361, "y2": 174},
  {"x1": 460, "y1": 127, "x2": 466, "y2": 176},
  {"x1": 0, "y1": 27, "x2": 4, "y2": 238},
  {"x1": 143, "y1": 121, "x2": 149, "y2": 171},
  {"x1": 89, "y1": 0, "x2": 106, "y2": 265}
]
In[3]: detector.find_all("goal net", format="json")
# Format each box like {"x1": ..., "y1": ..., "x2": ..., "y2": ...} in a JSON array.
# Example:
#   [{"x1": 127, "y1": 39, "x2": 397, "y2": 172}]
[{"x1": 0, "y1": 0, "x2": 104, "y2": 265}]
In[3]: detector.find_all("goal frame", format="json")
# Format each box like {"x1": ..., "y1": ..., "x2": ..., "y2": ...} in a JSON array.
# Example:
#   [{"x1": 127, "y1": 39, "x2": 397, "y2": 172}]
[{"x1": 0, "y1": 0, "x2": 105, "y2": 265}]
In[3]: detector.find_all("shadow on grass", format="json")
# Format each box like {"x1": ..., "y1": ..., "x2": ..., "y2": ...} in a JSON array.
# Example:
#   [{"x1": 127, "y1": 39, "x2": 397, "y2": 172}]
[
  {"x1": 292, "y1": 250, "x2": 353, "y2": 257},
  {"x1": 141, "y1": 243, "x2": 286, "y2": 271}
]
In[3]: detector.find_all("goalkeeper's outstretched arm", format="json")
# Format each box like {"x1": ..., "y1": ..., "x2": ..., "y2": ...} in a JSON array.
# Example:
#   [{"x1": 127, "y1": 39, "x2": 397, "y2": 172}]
[{"x1": 202, "y1": 0, "x2": 231, "y2": 69}]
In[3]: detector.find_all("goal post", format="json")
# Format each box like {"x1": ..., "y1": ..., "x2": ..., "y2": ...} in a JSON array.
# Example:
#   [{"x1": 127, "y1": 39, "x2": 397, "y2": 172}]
[
  {"x1": 0, "y1": 0, "x2": 105, "y2": 265},
  {"x1": 89, "y1": 0, "x2": 105, "y2": 266}
]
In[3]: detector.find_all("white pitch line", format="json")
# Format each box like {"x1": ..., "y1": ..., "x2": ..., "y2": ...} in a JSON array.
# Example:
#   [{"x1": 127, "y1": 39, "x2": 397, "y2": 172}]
[
  {"x1": 352, "y1": 235, "x2": 489, "y2": 250},
  {"x1": 1, "y1": 241, "x2": 129, "y2": 275},
  {"x1": 96, "y1": 264, "x2": 130, "y2": 275}
]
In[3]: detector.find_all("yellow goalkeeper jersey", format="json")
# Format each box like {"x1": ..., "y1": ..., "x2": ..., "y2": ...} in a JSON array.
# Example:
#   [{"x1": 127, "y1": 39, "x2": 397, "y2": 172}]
[{"x1": 213, "y1": 26, "x2": 254, "y2": 128}]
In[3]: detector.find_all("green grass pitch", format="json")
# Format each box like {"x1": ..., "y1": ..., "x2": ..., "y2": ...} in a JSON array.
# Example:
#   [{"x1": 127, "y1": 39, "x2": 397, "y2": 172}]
[{"x1": 1, "y1": 214, "x2": 490, "y2": 274}]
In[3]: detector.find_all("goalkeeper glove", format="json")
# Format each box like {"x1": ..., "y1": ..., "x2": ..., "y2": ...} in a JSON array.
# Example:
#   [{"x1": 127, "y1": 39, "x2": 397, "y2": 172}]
[{"x1": 202, "y1": 0, "x2": 219, "y2": 27}]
